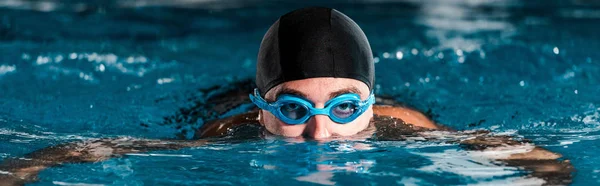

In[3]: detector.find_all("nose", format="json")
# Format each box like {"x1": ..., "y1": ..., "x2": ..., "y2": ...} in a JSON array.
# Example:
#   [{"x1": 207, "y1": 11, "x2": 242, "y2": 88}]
[{"x1": 304, "y1": 115, "x2": 333, "y2": 139}]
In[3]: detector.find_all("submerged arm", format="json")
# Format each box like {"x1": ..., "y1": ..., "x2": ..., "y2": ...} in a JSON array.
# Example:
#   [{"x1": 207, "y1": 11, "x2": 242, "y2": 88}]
[
  {"x1": 371, "y1": 102, "x2": 573, "y2": 185},
  {"x1": 0, "y1": 111, "x2": 261, "y2": 186},
  {"x1": 0, "y1": 138, "x2": 209, "y2": 185},
  {"x1": 459, "y1": 135, "x2": 574, "y2": 185}
]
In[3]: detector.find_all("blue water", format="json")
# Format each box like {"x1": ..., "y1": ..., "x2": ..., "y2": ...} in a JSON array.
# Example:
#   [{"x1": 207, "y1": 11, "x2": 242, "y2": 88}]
[{"x1": 1, "y1": 0, "x2": 600, "y2": 185}]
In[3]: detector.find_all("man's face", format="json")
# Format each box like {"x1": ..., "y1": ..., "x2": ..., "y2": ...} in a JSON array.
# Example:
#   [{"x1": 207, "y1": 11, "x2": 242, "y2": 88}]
[{"x1": 260, "y1": 77, "x2": 373, "y2": 139}]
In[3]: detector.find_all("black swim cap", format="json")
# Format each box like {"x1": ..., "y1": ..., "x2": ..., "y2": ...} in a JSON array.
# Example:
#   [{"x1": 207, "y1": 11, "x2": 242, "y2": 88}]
[{"x1": 256, "y1": 7, "x2": 374, "y2": 96}]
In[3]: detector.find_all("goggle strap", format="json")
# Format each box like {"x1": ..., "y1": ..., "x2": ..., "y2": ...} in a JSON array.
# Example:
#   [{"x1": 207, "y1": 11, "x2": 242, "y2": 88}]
[{"x1": 249, "y1": 93, "x2": 271, "y2": 111}]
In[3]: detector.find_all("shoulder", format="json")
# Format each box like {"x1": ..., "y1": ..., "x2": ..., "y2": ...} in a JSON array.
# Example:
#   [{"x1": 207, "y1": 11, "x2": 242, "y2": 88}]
[
  {"x1": 373, "y1": 105, "x2": 439, "y2": 129},
  {"x1": 193, "y1": 111, "x2": 261, "y2": 139}
]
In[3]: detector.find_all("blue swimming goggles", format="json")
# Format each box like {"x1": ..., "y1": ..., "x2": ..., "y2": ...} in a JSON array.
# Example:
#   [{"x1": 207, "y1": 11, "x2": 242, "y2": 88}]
[{"x1": 249, "y1": 88, "x2": 375, "y2": 125}]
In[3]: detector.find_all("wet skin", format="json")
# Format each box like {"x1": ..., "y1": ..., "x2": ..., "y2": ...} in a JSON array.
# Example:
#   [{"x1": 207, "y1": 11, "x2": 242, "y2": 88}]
[{"x1": 258, "y1": 77, "x2": 437, "y2": 139}]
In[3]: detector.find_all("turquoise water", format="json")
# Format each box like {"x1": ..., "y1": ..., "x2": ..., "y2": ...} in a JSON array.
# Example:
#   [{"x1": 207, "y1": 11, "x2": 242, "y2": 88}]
[{"x1": 1, "y1": 0, "x2": 599, "y2": 185}]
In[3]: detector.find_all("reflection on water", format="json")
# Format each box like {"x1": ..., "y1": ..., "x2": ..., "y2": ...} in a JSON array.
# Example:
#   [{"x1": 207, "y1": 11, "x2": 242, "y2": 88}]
[
  {"x1": 0, "y1": 0, "x2": 263, "y2": 12},
  {"x1": 21, "y1": 52, "x2": 175, "y2": 83},
  {"x1": 0, "y1": 65, "x2": 16, "y2": 76}
]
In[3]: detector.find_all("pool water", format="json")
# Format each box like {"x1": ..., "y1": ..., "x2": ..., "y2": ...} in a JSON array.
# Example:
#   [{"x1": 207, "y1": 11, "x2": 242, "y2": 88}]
[{"x1": 1, "y1": 0, "x2": 599, "y2": 185}]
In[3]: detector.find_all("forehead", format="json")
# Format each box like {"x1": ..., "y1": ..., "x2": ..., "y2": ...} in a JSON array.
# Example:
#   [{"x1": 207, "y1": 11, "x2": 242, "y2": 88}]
[{"x1": 264, "y1": 77, "x2": 370, "y2": 101}]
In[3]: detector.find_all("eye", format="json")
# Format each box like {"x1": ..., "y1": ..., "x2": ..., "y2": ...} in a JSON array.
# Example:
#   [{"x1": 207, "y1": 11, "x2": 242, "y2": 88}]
[
  {"x1": 283, "y1": 103, "x2": 300, "y2": 111},
  {"x1": 280, "y1": 103, "x2": 308, "y2": 120},
  {"x1": 332, "y1": 103, "x2": 357, "y2": 119}
]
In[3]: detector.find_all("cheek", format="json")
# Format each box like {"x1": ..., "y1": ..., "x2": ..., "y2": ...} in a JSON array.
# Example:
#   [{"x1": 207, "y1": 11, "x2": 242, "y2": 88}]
[
  {"x1": 261, "y1": 111, "x2": 306, "y2": 137},
  {"x1": 261, "y1": 111, "x2": 280, "y2": 133}
]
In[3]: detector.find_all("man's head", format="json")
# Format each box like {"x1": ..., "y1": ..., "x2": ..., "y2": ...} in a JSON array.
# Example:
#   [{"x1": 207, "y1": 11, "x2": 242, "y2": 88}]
[{"x1": 253, "y1": 7, "x2": 374, "y2": 139}]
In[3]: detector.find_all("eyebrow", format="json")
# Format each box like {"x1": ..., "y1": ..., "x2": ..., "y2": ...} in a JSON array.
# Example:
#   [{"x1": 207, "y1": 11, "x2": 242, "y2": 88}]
[
  {"x1": 273, "y1": 87, "x2": 308, "y2": 101},
  {"x1": 328, "y1": 87, "x2": 362, "y2": 99},
  {"x1": 272, "y1": 86, "x2": 363, "y2": 101}
]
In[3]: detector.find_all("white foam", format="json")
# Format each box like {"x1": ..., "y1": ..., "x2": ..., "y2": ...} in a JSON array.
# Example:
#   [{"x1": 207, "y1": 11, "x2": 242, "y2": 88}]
[
  {"x1": 582, "y1": 109, "x2": 600, "y2": 125},
  {"x1": 416, "y1": 149, "x2": 520, "y2": 178},
  {"x1": 0, "y1": 128, "x2": 49, "y2": 139},
  {"x1": 52, "y1": 181, "x2": 106, "y2": 186},
  {"x1": 25, "y1": 52, "x2": 176, "y2": 80},
  {"x1": 569, "y1": 107, "x2": 600, "y2": 125},
  {"x1": 0, "y1": 65, "x2": 16, "y2": 75},
  {"x1": 157, "y1": 77, "x2": 175, "y2": 85},
  {"x1": 467, "y1": 176, "x2": 545, "y2": 186},
  {"x1": 0, "y1": 127, "x2": 92, "y2": 141},
  {"x1": 559, "y1": 139, "x2": 579, "y2": 145},
  {"x1": 9, "y1": 139, "x2": 34, "y2": 143},
  {"x1": 398, "y1": 177, "x2": 426, "y2": 186},
  {"x1": 126, "y1": 153, "x2": 192, "y2": 158}
]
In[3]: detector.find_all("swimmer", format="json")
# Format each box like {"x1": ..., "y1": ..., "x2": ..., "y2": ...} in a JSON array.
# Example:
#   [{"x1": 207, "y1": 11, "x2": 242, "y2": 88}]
[{"x1": 0, "y1": 7, "x2": 572, "y2": 186}]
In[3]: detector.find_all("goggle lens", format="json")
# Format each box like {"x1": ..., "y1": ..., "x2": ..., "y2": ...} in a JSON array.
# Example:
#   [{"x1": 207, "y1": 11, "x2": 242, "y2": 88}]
[
  {"x1": 279, "y1": 102, "x2": 308, "y2": 120},
  {"x1": 331, "y1": 101, "x2": 359, "y2": 119}
]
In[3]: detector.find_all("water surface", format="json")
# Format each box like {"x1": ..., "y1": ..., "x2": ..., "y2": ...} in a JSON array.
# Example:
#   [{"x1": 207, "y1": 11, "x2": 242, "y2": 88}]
[{"x1": 1, "y1": 0, "x2": 599, "y2": 185}]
